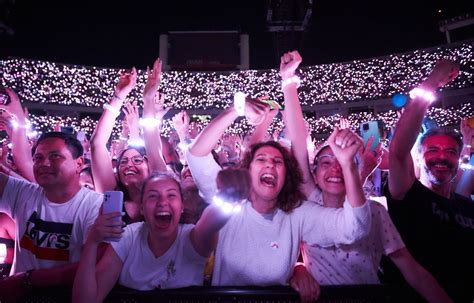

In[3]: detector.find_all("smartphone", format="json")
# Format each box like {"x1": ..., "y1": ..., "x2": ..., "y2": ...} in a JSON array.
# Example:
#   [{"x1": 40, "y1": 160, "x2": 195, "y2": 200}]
[
  {"x1": 359, "y1": 121, "x2": 382, "y2": 151},
  {"x1": 0, "y1": 87, "x2": 10, "y2": 106},
  {"x1": 260, "y1": 99, "x2": 283, "y2": 110},
  {"x1": 102, "y1": 191, "x2": 124, "y2": 242}
]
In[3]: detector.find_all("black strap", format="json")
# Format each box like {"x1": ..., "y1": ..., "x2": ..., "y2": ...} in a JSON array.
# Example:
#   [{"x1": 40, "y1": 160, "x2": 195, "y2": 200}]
[{"x1": 0, "y1": 237, "x2": 14, "y2": 247}]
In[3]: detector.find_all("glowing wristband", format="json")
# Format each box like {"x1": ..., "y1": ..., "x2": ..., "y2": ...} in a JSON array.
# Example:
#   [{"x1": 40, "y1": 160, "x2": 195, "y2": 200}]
[
  {"x1": 127, "y1": 138, "x2": 145, "y2": 147},
  {"x1": 139, "y1": 117, "x2": 161, "y2": 128},
  {"x1": 103, "y1": 103, "x2": 121, "y2": 116},
  {"x1": 212, "y1": 195, "x2": 242, "y2": 214},
  {"x1": 281, "y1": 75, "x2": 301, "y2": 90},
  {"x1": 233, "y1": 92, "x2": 247, "y2": 116},
  {"x1": 10, "y1": 119, "x2": 31, "y2": 130},
  {"x1": 178, "y1": 140, "x2": 191, "y2": 151},
  {"x1": 460, "y1": 163, "x2": 474, "y2": 171},
  {"x1": 409, "y1": 87, "x2": 436, "y2": 103}
]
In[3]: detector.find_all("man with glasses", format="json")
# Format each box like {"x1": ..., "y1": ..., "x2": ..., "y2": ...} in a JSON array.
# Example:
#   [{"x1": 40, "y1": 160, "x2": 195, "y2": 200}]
[{"x1": 0, "y1": 132, "x2": 102, "y2": 300}]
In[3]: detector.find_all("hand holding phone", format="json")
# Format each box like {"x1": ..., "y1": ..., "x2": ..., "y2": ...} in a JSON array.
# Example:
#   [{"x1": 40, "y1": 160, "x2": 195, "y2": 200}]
[
  {"x1": 259, "y1": 99, "x2": 283, "y2": 110},
  {"x1": 359, "y1": 121, "x2": 382, "y2": 152},
  {"x1": 102, "y1": 191, "x2": 124, "y2": 242}
]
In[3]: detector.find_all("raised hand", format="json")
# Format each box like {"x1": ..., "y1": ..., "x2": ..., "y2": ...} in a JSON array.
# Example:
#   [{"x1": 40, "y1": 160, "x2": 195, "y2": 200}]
[
  {"x1": 215, "y1": 168, "x2": 251, "y2": 202},
  {"x1": 115, "y1": 67, "x2": 137, "y2": 100},
  {"x1": 358, "y1": 137, "x2": 383, "y2": 182},
  {"x1": 172, "y1": 110, "x2": 190, "y2": 139},
  {"x1": 123, "y1": 101, "x2": 140, "y2": 135},
  {"x1": 460, "y1": 117, "x2": 474, "y2": 145},
  {"x1": 424, "y1": 59, "x2": 459, "y2": 89},
  {"x1": 244, "y1": 96, "x2": 269, "y2": 126},
  {"x1": 86, "y1": 209, "x2": 124, "y2": 245},
  {"x1": 143, "y1": 58, "x2": 162, "y2": 101},
  {"x1": 153, "y1": 92, "x2": 169, "y2": 120},
  {"x1": 0, "y1": 88, "x2": 27, "y2": 122},
  {"x1": 280, "y1": 50, "x2": 302, "y2": 80},
  {"x1": 338, "y1": 117, "x2": 350, "y2": 130},
  {"x1": 327, "y1": 127, "x2": 363, "y2": 166}
]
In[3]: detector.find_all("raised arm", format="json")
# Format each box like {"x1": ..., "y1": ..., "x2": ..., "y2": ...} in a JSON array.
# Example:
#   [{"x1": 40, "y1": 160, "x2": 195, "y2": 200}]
[
  {"x1": 280, "y1": 51, "x2": 317, "y2": 197},
  {"x1": 142, "y1": 58, "x2": 168, "y2": 173},
  {"x1": 327, "y1": 128, "x2": 366, "y2": 208},
  {"x1": 389, "y1": 60, "x2": 459, "y2": 199},
  {"x1": 189, "y1": 97, "x2": 268, "y2": 157},
  {"x1": 454, "y1": 118, "x2": 474, "y2": 197},
  {"x1": 90, "y1": 68, "x2": 137, "y2": 193},
  {"x1": 191, "y1": 168, "x2": 250, "y2": 257},
  {"x1": 0, "y1": 88, "x2": 36, "y2": 182},
  {"x1": 246, "y1": 104, "x2": 279, "y2": 146},
  {"x1": 72, "y1": 211, "x2": 124, "y2": 303}
]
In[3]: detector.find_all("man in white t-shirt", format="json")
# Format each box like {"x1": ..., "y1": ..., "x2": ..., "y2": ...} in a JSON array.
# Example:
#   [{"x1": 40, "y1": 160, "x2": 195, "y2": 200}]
[{"x1": 0, "y1": 132, "x2": 102, "y2": 299}]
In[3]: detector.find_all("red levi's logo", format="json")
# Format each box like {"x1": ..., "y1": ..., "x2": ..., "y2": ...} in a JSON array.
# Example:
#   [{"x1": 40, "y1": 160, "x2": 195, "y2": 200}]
[{"x1": 20, "y1": 212, "x2": 72, "y2": 261}]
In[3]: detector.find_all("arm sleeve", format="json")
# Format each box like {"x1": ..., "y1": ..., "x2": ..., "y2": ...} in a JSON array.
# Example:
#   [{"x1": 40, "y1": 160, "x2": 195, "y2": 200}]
[
  {"x1": 184, "y1": 148, "x2": 221, "y2": 203},
  {"x1": 371, "y1": 202, "x2": 405, "y2": 255},
  {"x1": 81, "y1": 192, "x2": 102, "y2": 244},
  {"x1": 0, "y1": 176, "x2": 40, "y2": 219},
  {"x1": 301, "y1": 199, "x2": 372, "y2": 247}
]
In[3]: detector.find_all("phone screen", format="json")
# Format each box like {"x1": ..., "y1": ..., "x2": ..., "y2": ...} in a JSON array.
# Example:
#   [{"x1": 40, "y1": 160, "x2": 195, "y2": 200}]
[{"x1": 359, "y1": 121, "x2": 381, "y2": 151}]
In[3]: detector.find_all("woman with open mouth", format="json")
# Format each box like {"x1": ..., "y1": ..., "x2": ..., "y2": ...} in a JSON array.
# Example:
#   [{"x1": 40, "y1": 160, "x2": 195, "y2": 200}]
[
  {"x1": 73, "y1": 169, "x2": 249, "y2": 302},
  {"x1": 281, "y1": 51, "x2": 452, "y2": 302},
  {"x1": 184, "y1": 78, "x2": 372, "y2": 303}
]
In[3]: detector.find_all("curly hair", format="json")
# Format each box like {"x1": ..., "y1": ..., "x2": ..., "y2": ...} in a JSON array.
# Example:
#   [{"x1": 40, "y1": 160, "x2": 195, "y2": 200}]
[{"x1": 241, "y1": 141, "x2": 305, "y2": 213}]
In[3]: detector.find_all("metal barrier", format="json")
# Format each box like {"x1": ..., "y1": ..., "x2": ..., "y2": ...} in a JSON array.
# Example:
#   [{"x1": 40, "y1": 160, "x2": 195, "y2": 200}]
[{"x1": 21, "y1": 285, "x2": 426, "y2": 303}]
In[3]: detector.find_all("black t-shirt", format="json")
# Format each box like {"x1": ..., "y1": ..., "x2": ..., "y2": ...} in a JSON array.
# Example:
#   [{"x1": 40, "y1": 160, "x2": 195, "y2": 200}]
[{"x1": 381, "y1": 180, "x2": 474, "y2": 299}]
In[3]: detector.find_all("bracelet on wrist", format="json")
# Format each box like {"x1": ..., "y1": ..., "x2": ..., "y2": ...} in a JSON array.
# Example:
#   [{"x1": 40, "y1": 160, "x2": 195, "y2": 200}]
[
  {"x1": 281, "y1": 75, "x2": 301, "y2": 90},
  {"x1": 103, "y1": 103, "x2": 121, "y2": 116},
  {"x1": 139, "y1": 117, "x2": 162, "y2": 129},
  {"x1": 233, "y1": 92, "x2": 247, "y2": 117},
  {"x1": 409, "y1": 87, "x2": 436, "y2": 103}
]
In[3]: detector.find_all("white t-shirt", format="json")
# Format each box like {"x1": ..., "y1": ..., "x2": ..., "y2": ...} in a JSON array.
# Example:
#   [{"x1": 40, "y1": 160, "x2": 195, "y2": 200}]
[
  {"x1": 111, "y1": 222, "x2": 207, "y2": 290},
  {"x1": 303, "y1": 192, "x2": 404, "y2": 285},
  {"x1": 0, "y1": 176, "x2": 102, "y2": 274},
  {"x1": 185, "y1": 150, "x2": 372, "y2": 286}
]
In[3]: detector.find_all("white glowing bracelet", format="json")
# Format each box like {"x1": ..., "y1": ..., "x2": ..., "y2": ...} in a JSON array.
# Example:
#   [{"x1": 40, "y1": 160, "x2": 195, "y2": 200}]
[
  {"x1": 233, "y1": 92, "x2": 247, "y2": 116},
  {"x1": 103, "y1": 103, "x2": 121, "y2": 116},
  {"x1": 127, "y1": 138, "x2": 145, "y2": 147},
  {"x1": 409, "y1": 87, "x2": 436, "y2": 103},
  {"x1": 212, "y1": 195, "x2": 242, "y2": 214},
  {"x1": 139, "y1": 117, "x2": 161, "y2": 128},
  {"x1": 281, "y1": 75, "x2": 301, "y2": 90},
  {"x1": 10, "y1": 118, "x2": 31, "y2": 130},
  {"x1": 460, "y1": 162, "x2": 474, "y2": 171}
]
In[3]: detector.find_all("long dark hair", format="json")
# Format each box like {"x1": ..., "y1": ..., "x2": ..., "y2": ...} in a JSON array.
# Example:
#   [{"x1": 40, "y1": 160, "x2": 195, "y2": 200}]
[{"x1": 241, "y1": 141, "x2": 305, "y2": 213}]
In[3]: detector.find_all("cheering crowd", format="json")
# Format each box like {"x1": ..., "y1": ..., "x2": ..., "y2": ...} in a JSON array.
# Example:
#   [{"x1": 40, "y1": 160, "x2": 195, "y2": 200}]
[{"x1": 0, "y1": 51, "x2": 473, "y2": 302}]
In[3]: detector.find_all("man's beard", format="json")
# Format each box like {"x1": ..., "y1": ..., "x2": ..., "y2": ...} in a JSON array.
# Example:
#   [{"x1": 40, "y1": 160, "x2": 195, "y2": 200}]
[{"x1": 424, "y1": 159, "x2": 457, "y2": 185}]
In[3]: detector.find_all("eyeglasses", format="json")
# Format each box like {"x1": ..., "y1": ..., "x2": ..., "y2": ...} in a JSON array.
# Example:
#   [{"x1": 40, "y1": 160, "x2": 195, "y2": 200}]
[{"x1": 119, "y1": 155, "x2": 146, "y2": 166}]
